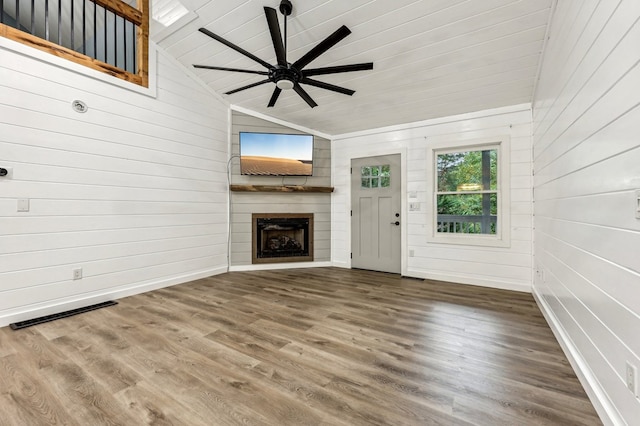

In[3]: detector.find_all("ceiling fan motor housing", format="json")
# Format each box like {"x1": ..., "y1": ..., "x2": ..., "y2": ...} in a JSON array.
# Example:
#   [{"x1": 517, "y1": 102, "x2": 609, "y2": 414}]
[
  {"x1": 279, "y1": 0, "x2": 292, "y2": 16},
  {"x1": 271, "y1": 65, "x2": 300, "y2": 90}
]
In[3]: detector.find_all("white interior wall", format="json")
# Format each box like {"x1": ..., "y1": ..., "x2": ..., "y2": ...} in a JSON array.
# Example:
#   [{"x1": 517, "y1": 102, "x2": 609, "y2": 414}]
[
  {"x1": 332, "y1": 104, "x2": 533, "y2": 292},
  {"x1": 0, "y1": 40, "x2": 230, "y2": 327},
  {"x1": 531, "y1": 1, "x2": 640, "y2": 424}
]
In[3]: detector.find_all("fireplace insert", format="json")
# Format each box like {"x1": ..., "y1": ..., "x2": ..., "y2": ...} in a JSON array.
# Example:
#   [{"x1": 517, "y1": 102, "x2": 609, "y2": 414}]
[{"x1": 252, "y1": 213, "x2": 314, "y2": 264}]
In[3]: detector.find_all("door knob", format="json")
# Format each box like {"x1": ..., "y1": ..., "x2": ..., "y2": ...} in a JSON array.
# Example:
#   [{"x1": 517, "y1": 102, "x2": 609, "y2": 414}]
[{"x1": 390, "y1": 221, "x2": 400, "y2": 226}]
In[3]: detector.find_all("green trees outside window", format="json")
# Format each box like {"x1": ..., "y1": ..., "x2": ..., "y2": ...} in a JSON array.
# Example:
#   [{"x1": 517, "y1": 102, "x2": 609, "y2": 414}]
[{"x1": 436, "y1": 148, "x2": 498, "y2": 234}]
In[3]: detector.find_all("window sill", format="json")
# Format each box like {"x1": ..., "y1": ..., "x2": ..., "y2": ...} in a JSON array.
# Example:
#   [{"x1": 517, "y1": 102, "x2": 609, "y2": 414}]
[{"x1": 428, "y1": 233, "x2": 511, "y2": 248}]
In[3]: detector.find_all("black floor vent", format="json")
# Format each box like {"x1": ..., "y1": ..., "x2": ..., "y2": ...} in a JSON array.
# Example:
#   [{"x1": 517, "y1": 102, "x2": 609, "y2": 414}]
[{"x1": 9, "y1": 301, "x2": 118, "y2": 330}]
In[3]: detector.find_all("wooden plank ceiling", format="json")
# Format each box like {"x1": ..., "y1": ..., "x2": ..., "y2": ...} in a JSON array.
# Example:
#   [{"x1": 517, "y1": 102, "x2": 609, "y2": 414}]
[{"x1": 155, "y1": 0, "x2": 554, "y2": 135}]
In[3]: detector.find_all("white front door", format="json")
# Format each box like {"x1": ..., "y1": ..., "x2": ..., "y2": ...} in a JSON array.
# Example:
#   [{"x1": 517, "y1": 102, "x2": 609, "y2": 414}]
[{"x1": 351, "y1": 154, "x2": 401, "y2": 274}]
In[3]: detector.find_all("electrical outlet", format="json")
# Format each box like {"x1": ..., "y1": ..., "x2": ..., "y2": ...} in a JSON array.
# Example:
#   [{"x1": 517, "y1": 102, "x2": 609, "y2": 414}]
[
  {"x1": 409, "y1": 249, "x2": 415, "y2": 257},
  {"x1": 626, "y1": 362, "x2": 638, "y2": 397},
  {"x1": 73, "y1": 268, "x2": 83, "y2": 280},
  {"x1": 0, "y1": 167, "x2": 13, "y2": 179}
]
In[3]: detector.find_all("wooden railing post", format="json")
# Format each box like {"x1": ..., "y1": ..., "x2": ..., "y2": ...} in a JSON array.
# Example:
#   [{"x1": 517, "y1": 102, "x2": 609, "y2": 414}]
[{"x1": 137, "y1": 0, "x2": 149, "y2": 87}]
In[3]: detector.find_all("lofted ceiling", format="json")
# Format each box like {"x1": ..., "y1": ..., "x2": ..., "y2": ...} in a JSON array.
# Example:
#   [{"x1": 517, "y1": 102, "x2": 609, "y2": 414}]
[{"x1": 155, "y1": 0, "x2": 554, "y2": 136}]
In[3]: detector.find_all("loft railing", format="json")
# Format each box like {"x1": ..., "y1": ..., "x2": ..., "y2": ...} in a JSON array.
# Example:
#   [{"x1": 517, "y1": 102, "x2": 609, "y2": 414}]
[
  {"x1": 437, "y1": 214, "x2": 497, "y2": 234},
  {"x1": 0, "y1": 0, "x2": 148, "y2": 87}
]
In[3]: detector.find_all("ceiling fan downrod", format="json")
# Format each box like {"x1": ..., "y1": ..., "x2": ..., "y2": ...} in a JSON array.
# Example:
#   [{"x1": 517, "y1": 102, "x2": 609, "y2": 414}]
[{"x1": 279, "y1": 0, "x2": 292, "y2": 61}]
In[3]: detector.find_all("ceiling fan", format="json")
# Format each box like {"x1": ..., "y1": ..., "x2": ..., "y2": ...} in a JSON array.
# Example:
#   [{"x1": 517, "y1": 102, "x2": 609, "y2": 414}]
[{"x1": 193, "y1": 0, "x2": 373, "y2": 108}]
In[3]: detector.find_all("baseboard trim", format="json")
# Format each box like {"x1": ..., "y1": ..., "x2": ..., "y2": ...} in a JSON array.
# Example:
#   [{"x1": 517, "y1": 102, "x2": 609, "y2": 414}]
[
  {"x1": 408, "y1": 270, "x2": 531, "y2": 293},
  {"x1": 0, "y1": 266, "x2": 228, "y2": 328},
  {"x1": 532, "y1": 286, "x2": 620, "y2": 426},
  {"x1": 229, "y1": 261, "x2": 333, "y2": 272}
]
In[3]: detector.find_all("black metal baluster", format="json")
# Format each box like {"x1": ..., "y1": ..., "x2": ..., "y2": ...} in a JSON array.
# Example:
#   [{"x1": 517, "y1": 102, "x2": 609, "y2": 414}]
[
  {"x1": 45, "y1": 0, "x2": 49, "y2": 40},
  {"x1": 132, "y1": 22, "x2": 136, "y2": 73},
  {"x1": 82, "y1": 0, "x2": 85, "y2": 54},
  {"x1": 30, "y1": 0, "x2": 34, "y2": 34},
  {"x1": 103, "y1": 7, "x2": 107, "y2": 62},
  {"x1": 58, "y1": 0, "x2": 62, "y2": 44},
  {"x1": 71, "y1": 0, "x2": 75, "y2": 51},
  {"x1": 0, "y1": 0, "x2": 4, "y2": 25},
  {"x1": 124, "y1": 19, "x2": 128, "y2": 72},
  {"x1": 113, "y1": 14, "x2": 118, "y2": 68},
  {"x1": 93, "y1": 0, "x2": 96, "y2": 59},
  {"x1": 14, "y1": 0, "x2": 19, "y2": 30}
]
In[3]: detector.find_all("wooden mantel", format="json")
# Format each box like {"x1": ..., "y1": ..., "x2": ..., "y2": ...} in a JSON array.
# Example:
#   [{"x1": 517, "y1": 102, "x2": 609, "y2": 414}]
[{"x1": 230, "y1": 185, "x2": 334, "y2": 193}]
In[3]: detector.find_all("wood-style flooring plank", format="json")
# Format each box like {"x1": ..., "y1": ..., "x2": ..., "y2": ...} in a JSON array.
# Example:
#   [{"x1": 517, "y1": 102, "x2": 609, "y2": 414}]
[{"x1": 0, "y1": 268, "x2": 602, "y2": 425}]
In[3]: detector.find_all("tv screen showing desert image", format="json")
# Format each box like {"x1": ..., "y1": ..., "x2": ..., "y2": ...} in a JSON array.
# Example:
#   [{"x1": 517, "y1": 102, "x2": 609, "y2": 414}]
[{"x1": 240, "y1": 132, "x2": 314, "y2": 176}]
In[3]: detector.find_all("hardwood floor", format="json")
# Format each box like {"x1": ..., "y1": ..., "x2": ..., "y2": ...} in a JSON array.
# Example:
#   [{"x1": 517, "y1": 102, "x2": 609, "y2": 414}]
[{"x1": 0, "y1": 268, "x2": 602, "y2": 425}]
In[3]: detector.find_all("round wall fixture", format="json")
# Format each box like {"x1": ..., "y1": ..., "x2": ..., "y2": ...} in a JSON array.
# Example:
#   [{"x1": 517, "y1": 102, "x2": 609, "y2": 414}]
[{"x1": 72, "y1": 100, "x2": 88, "y2": 113}]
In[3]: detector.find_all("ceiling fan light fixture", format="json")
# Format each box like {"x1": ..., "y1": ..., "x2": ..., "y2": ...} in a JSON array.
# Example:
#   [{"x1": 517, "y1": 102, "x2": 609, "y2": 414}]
[{"x1": 276, "y1": 79, "x2": 295, "y2": 90}]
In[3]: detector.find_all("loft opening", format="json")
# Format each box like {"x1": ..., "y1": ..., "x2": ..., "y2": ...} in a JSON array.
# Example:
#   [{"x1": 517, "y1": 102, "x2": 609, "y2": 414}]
[{"x1": 0, "y1": 0, "x2": 149, "y2": 87}]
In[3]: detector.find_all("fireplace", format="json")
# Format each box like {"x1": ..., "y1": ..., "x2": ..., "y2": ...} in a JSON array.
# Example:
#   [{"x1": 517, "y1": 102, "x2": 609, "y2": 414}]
[{"x1": 252, "y1": 213, "x2": 314, "y2": 264}]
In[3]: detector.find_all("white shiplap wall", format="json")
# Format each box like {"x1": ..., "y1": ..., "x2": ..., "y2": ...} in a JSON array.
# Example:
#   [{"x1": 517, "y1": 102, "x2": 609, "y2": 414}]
[
  {"x1": 0, "y1": 41, "x2": 230, "y2": 327},
  {"x1": 532, "y1": 0, "x2": 640, "y2": 424},
  {"x1": 229, "y1": 111, "x2": 332, "y2": 269},
  {"x1": 332, "y1": 105, "x2": 533, "y2": 292}
]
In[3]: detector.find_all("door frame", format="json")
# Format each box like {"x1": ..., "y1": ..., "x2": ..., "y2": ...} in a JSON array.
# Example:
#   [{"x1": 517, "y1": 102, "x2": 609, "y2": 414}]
[{"x1": 345, "y1": 147, "x2": 408, "y2": 276}]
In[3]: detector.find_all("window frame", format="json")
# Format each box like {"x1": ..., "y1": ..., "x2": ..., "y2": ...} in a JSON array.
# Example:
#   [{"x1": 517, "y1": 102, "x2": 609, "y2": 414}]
[{"x1": 426, "y1": 136, "x2": 511, "y2": 247}]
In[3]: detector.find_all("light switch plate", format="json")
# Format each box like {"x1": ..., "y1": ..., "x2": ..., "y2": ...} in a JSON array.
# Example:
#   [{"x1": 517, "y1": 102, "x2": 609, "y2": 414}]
[
  {"x1": 17, "y1": 199, "x2": 30, "y2": 212},
  {"x1": 626, "y1": 361, "x2": 638, "y2": 397},
  {"x1": 409, "y1": 202, "x2": 420, "y2": 212},
  {"x1": 635, "y1": 190, "x2": 640, "y2": 219}
]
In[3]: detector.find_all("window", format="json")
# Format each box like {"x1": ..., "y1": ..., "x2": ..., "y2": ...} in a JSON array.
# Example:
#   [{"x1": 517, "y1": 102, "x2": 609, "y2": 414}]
[
  {"x1": 427, "y1": 137, "x2": 510, "y2": 247},
  {"x1": 361, "y1": 165, "x2": 391, "y2": 189},
  {"x1": 437, "y1": 148, "x2": 498, "y2": 234},
  {"x1": 0, "y1": 0, "x2": 149, "y2": 87}
]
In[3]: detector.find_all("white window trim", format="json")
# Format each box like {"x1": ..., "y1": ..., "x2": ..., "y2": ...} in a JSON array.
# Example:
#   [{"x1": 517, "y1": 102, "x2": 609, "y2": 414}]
[{"x1": 426, "y1": 135, "x2": 511, "y2": 248}]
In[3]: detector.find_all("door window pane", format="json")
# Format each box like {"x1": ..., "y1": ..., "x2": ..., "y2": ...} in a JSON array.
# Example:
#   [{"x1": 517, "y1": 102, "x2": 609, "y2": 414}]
[{"x1": 361, "y1": 164, "x2": 391, "y2": 188}]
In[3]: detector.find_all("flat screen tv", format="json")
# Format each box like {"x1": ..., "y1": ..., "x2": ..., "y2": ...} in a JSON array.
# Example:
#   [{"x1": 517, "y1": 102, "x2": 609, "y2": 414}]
[{"x1": 239, "y1": 132, "x2": 314, "y2": 176}]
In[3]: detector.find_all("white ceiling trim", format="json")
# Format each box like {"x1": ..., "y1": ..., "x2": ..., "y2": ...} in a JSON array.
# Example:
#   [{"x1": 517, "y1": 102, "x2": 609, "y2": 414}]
[
  {"x1": 332, "y1": 103, "x2": 532, "y2": 141},
  {"x1": 231, "y1": 105, "x2": 332, "y2": 140}
]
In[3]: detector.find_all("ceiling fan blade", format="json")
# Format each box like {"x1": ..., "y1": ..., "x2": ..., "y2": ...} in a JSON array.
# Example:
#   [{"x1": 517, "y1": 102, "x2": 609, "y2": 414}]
[
  {"x1": 303, "y1": 62, "x2": 373, "y2": 77},
  {"x1": 225, "y1": 79, "x2": 272, "y2": 95},
  {"x1": 198, "y1": 27, "x2": 273, "y2": 70},
  {"x1": 292, "y1": 25, "x2": 351, "y2": 70},
  {"x1": 193, "y1": 65, "x2": 269, "y2": 75},
  {"x1": 300, "y1": 78, "x2": 355, "y2": 96},
  {"x1": 264, "y1": 7, "x2": 287, "y2": 67},
  {"x1": 293, "y1": 83, "x2": 318, "y2": 108},
  {"x1": 267, "y1": 87, "x2": 282, "y2": 107}
]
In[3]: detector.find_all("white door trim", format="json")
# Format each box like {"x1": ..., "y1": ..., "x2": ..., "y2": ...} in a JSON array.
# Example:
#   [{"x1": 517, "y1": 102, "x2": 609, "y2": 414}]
[{"x1": 338, "y1": 147, "x2": 407, "y2": 276}]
